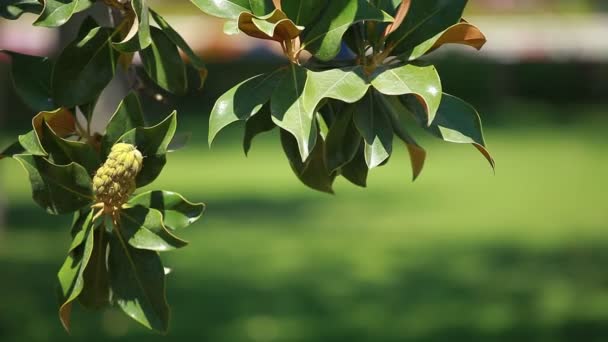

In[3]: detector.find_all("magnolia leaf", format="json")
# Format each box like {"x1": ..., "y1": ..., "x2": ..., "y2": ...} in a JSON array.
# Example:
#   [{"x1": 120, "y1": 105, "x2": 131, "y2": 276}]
[
  {"x1": 271, "y1": 64, "x2": 317, "y2": 161},
  {"x1": 353, "y1": 92, "x2": 394, "y2": 169},
  {"x1": 282, "y1": 0, "x2": 327, "y2": 27},
  {"x1": 52, "y1": 18, "x2": 119, "y2": 107},
  {"x1": 40, "y1": 121, "x2": 101, "y2": 174},
  {"x1": 238, "y1": 9, "x2": 303, "y2": 41},
  {"x1": 79, "y1": 228, "x2": 110, "y2": 310},
  {"x1": 281, "y1": 130, "x2": 334, "y2": 194},
  {"x1": 109, "y1": 231, "x2": 169, "y2": 333},
  {"x1": 1, "y1": 51, "x2": 55, "y2": 111},
  {"x1": 384, "y1": 0, "x2": 410, "y2": 35},
  {"x1": 406, "y1": 93, "x2": 495, "y2": 169},
  {"x1": 140, "y1": 27, "x2": 188, "y2": 95},
  {"x1": 118, "y1": 111, "x2": 177, "y2": 187},
  {"x1": 209, "y1": 69, "x2": 284, "y2": 145},
  {"x1": 34, "y1": 0, "x2": 93, "y2": 27},
  {"x1": 101, "y1": 92, "x2": 145, "y2": 157},
  {"x1": 302, "y1": 0, "x2": 392, "y2": 61},
  {"x1": 150, "y1": 10, "x2": 208, "y2": 89},
  {"x1": 0, "y1": 0, "x2": 42, "y2": 20},
  {"x1": 57, "y1": 210, "x2": 95, "y2": 332},
  {"x1": 113, "y1": 0, "x2": 152, "y2": 52},
  {"x1": 18, "y1": 131, "x2": 47, "y2": 156},
  {"x1": 378, "y1": 95, "x2": 426, "y2": 180},
  {"x1": 190, "y1": 0, "x2": 253, "y2": 19},
  {"x1": 325, "y1": 105, "x2": 361, "y2": 173},
  {"x1": 223, "y1": 20, "x2": 240, "y2": 35},
  {"x1": 32, "y1": 108, "x2": 76, "y2": 138},
  {"x1": 243, "y1": 106, "x2": 276, "y2": 155},
  {"x1": 119, "y1": 206, "x2": 188, "y2": 252},
  {"x1": 15, "y1": 155, "x2": 93, "y2": 215},
  {"x1": 341, "y1": 145, "x2": 368, "y2": 187},
  {"x1": 371, "y1": 62, "x2": 442, "y2": 125},
  {"x1": 128, "y1": 190, "x2": 205, "y2": 231},
  {"x1": 386, "y1": 0, "x2": 466, "y2": 55}
]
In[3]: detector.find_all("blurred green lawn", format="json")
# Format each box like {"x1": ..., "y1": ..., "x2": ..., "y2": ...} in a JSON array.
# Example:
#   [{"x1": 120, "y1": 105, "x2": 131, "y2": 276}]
[{"x1": 1, "y1": 121, "x2": 607, "y2": 341}]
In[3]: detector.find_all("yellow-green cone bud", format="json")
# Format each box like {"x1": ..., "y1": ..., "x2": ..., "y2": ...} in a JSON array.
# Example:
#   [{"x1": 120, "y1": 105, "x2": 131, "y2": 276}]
[{"x1": 93, "y1": 143, "x2": 143, "y2": 207}]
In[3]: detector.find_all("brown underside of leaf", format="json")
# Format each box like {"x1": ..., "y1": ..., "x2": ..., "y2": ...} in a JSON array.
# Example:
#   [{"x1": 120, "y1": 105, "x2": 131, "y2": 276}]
[
  {"x1": 238, "y1": 10, "x2": 302, "y2": 42},
  {"x1": 33, "y1": 108, "x2": 76, "y2": 138},
  {"x1": 405, "y1": 143, "x2": 426, "y2": 181},
  {"x1": 431, "y1": 20, "x2": 487, "y2": 51},
  {"x1": 272, "y1": 0, "x2": 281, "y2": 10},
  {"x1": 474, "y1": 144, "x2": 496, "y2": 170},
  {"x1": 59, "y1": 302, "x2": 72, "y2": 333},
  {"x1": 385, "y1": 0, "x2": 411, "y2": 36}
]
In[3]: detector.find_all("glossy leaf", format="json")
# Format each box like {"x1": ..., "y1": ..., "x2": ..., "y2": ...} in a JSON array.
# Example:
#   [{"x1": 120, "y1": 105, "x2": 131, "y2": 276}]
[
  {"x1": 108, "y1": 232, "x2": 169, "y2": 333},
  {"x1": 386, "y1": 0, "x2": 467, "y2": 55},
  {"x1": 302, "y1": 0, "x2": 392, "y2": 61},
  {"x1": 271, "y1": 64, "x2": 317, "y2": 161},
  {"x1": 353, "y1": 92, "x2": 393, "y2": 169},
  {"x1": 341, "y1": 145, "x2": 368, "y2": 187},
  {"x1": 79, "y1": 228, "x2": 110, "y2": 310},
  {"x1": 405, "y1": 19, "x2": 486, "y2": 61},
  {"x1": 34, "y1": 0, "x2": 93, "y2": 27},
  {"x1": 243, "y1": 106, "x2": 276, "y2": 155},
  {"x1": 18, "y1": 131, "x2": 47, "y2": 156},
  {"x1": 32, "y1": 108, "x2": 76, "y2": 138},
  {"x1": 190, "y1": 0, "x2": 253, "y2": 19},
  {"x1": 57, "y1": 210, "x2": 95, "y2": 332},
  {"x1": 119, "y1": 206, "x2": 188, "y2": 252},
  {"x1": 52, "y1": 19, "x2": 119, "y2": 107},
  {"x1": 2, "y1": 51, "x2": 55, "y2": 111},
  {"x1": 150, "y1": 10, "x2": 208, "y2": 89},
  {"x1": 406, "y1": 93, "x2": 495, "y2": 169},
  {"x1": 371, "y1": 62, "x2": 442, "y2": 125},
  {"x1": 118, "y1": 112, "x2": 177, "y2": 187},
  {"x1": 281, "y1": 130, "x2": 334, "y2": 194},
  {"x1": 325, "y1": 105, "x2": 361, "y2": 172},
  {"x1": 14, "y1": 155, "x2": 93, "y2": 215},
  {"x1": 128, "y1": 191, "x2": 205, "y2": 231},
  {"x1": 101, "y1": 92, "x2": 145, "y2": 157},
  {"x1": 209, "y1": 69, "x2": 284, "y2": 145},
  {"x1": 140, "y1": 27, "x2": 188, "y2": 94},
  {"x1": 0, "y1": 0, "x2": 42, "y2": 20},
  {"x1": 282, "y1": 0, "x2": 327, "y2": 27},
  {"x1": 40, "y1": 121, "x2": 101, "y2": 173},
  {"x1": 114, "y1": 0, "x2": 152, "y2": 52}
]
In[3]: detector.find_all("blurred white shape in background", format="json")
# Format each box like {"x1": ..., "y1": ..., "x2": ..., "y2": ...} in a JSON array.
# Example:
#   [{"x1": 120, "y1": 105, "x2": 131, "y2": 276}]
[{"x1": 0, "y1": 15, "x2": 59, "y2": 55}]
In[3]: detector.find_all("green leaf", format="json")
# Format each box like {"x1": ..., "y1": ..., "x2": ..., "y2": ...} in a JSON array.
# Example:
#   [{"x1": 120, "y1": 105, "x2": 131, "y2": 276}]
[
  {"x1": 101, "y1": 92, "x2": 145, "y2": 157},
  {"x1": 271, "y1": 64, "x2": 317, "y2": 161},
  {"x1": 250, "y1": 0, "x2": 273, "y2": 15},
  {"x1": 114, "y1": 0, "x2": 152, "y2": 52},
  {"x1": 282, "y1": 0, "x2": 327, "y2": 27},
  {"x1": 52, "y1": 18, "x2": 119, "y2": 107},
  {"x1": 57, "y1": 210, "x2": 95, "y2": 332},
  {"x1": 108, "y1": 231, "x2": 169, "y2": 333},
  {"x1": 190, "y1": 0, "x2": 253, "y2": 19},
  {"x1": 14, "y1": 155, "x2": 93, "y2": 215},
  {"x1": 302, "y1": 0, "x2": 392, "y2": 61},
  {"x1": 406, "y1": 93, "x2": 495, "y2": 169},
  {"x1": 40, "y1": 121, "x2": 101, "y2": 174},
  {"x1": 325, "y1": 105, "x2": 362, "y2": 172},
  {"x1": 140, "y1": 26, "x2": 188, "y2": 95},
  {"x1": 119, "y1": 206, "x2": 188, "y2": 252},
  {"x1": 79, "y1": 228, "x2": 111, "y2": 310},
  {"x1": 128, "y1": 190, "x2": 205, "y2": 231},
  {"x1": 18, "y1": 131, "x2": 47, "y2": 156},
  {"x1": 1, "y1": 51, "x2": 55, "y2": 111},
  {"x1": 209, "y1": 69, "x2": 284, "y2": 145},
  {"x1": 118, "y1": 112, "x2": 177, "y2": 187},
  {"x1": 353, "y1": 92, "x2": 393, "y2": 169},
  {"x1": 378, "y1": 95, "x2": 426, "y2": 180},
  {"x1": 341, "y1": 145, "x2": 368, "y2": 187},
  {"x1": 0, "y1": 140, "x2": 25, "y2": 160},
  {"x1": 371, "y1": 62, "x2": 442, "y2": 124},
  {"x1": 386, "y1": 0, "x2": 467, "y2": 56},
  {"x1": 150, "y1": 10, "x2": 208, "y2": 89},
  {"x1": 280, "y1": 130, "x2": 334, "y2": 194},
  {"x1": 243, "y1": 106, "x2": 276, "y2": 155},
  {"x1": 238, "y1": 9, "x2": 304, "y2": 42},
  {"x1": 0, "y1": 0, "x2": 42, "y2": 20},
  {"x1": 34, "y1": 0, "x2": 93, "y2": 27}
]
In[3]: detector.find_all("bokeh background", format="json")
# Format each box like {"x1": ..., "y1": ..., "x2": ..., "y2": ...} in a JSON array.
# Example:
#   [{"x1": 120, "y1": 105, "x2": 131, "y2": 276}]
[{"x1": 1, "y1": 0, "x2": 608, "y2": 341}]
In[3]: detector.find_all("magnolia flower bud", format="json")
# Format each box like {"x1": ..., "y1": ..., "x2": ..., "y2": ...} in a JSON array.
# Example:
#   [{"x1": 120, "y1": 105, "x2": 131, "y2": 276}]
[{"x1": 93, "y1": 143, "x2": 143, "y2": 207}]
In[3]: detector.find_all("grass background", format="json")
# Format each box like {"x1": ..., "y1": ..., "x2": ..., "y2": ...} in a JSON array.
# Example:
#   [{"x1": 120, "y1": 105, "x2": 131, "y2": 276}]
[{"x1": 1, "y1": 109, "x2": 607, "y2": 341}]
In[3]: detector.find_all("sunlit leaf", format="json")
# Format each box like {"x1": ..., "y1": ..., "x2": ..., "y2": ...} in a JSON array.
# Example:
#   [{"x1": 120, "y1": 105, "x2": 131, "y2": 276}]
[
  {"x1": 119, "y1": 206, "x2": 188, "y2": 252},
  {"x1": 353, "y1": 91, "x2": 393, "y2": 169},
  {"x1": 128, "y1": 190, "x2": 205, "y2": 231},
  {"x1": 34, "y1": 0, "x2": 93, "y2": 27},
  {"x1": 281, "y1": 130, "x2": 334, "y2": 193},
  {"x1": 140, "y1": 27, "x2": 188, "y2": 94},
  {"x1": 113, "y1": 0, "x2": 152, "y2": 52}
]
